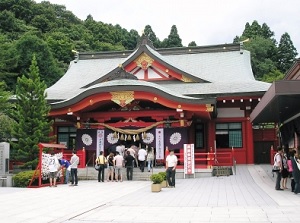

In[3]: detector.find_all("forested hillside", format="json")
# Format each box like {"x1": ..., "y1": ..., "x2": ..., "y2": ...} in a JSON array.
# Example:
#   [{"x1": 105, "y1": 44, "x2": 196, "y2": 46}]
[{"x1": 0, "y1": 0, "x2": 298, "y2": 92}]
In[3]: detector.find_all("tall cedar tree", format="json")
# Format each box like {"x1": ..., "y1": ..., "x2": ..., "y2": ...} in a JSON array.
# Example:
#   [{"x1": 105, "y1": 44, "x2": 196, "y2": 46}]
[
  {"x1": 0, "y1": 81, "x2": 11, "y2": 114},
  {"x1": 165, "y1": 25, "x2": 183, "y2": 48},
  {"x1": 0, "y1": 81, "x2": 14, "y2": 142},
  {"x1": 12, "y1": 55, "x2": 53, "y2": 168},
  {"x1": 277, "y1": 32, "x2": 298, "y2": 73}
]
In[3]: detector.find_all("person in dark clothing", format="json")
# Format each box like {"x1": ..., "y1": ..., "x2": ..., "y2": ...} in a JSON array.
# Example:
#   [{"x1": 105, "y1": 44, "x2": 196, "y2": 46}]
[
  {"x1": 291, "y1": 150, "x2": 300, "y2": 194},
  {"x1": 58, "y1": 158, "x2": 71, "y2": 184},
  {"x1": 124, "y1": 150, "x2": 135, "y2": 180}
]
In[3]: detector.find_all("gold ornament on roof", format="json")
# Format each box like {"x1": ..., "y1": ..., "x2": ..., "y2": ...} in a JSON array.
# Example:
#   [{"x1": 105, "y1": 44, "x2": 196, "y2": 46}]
[
  {"x1": 111, "y1": 91, "x2": 134, "y2": 107},
  {"x1": 134, "y1": 53, "x2": 154, "y2": 70},
  {"x1": 206, "y1": 104, "x2": 214, "y2": 112},
  {"x1": 181, "y1": 76, "x2": 194, "y2": 83}
]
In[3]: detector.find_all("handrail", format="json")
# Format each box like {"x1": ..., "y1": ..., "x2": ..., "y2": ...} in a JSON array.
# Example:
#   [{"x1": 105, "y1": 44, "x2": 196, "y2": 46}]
[
  {"x1": 85, "y1": 152, "x2": 95, "y2": 179},
  {"x1": 173, "y1": 150, "x2": 233, "y2": 168},
  {"x1": 86, "y1": 152, "x2": 95, "y2": 167}
]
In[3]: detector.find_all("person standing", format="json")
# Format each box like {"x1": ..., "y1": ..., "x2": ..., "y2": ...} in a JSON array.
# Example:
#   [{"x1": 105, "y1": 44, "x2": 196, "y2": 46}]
[
  {"x1": 273, "y1": 147, "x2": 283, "y2": 190},
  {"x1": 58, "y1": 158, "x2": 71, "y2": 184},
  {"x1": 138, "y1": 147, "x2": 147, "y2": 172},
  {"x1": 287, "y1": 151, "x2": 295, "y2": 192},
  {"x1": 281, "y1": 152, "x2": 289, "y2": 189},
  {"x1": 291, "y1": 149, "x2": 300, "y2": 194},
  {"x1": 116, "y1": 143, "x2": 125, "y2": 157},
  {"x1": 70, "y1": 150, "x2": 80, "y2": 186},
  {"x1": 124, "y1": 150, "x2": 135, "y2": 180},
  {"x1": 165, "y1": 149, "x2": 178, "y2": 188},
  {"x1": 95, "y1": 151, "x2": 107, "y2": 182},
  {"x1": 107, "y1": 153, "x2": 115, "y2": 182},
  {"x1": 114, "y1": 151, "x2": 124, "y2": 182},
  {"x1": 48, "y1": 152, "x2": 59, "y2": 187},
  {"x1": 129, "y1": 144, "x2": 138, "y2": 167},
  {"x1": 147, "y1": 147, "x2": 155, "y2": 172}
]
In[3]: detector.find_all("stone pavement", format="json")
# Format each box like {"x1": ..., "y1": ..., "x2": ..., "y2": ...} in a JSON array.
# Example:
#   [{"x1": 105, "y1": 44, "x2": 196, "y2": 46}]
[{"x1": 1, "y1": 165, "x2": 300, "y2": 223}]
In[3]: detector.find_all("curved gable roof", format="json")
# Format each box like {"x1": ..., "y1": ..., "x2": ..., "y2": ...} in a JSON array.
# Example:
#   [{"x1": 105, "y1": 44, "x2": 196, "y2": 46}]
[
  {"x1": 83, "y1": 43, "x2": 208, "y2": 88},
  {"x1": 46, "y1": 37, "x2": 269, "y2": 102}
]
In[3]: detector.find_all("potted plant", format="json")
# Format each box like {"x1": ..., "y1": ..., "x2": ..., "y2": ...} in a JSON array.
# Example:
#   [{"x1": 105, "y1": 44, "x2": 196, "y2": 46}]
[
  {"x1": 150, "y1": 173, "x2": 163, "y2": 192},
  {"x1": 158, "y1": 172, "x2": 167, "y2": 188}
]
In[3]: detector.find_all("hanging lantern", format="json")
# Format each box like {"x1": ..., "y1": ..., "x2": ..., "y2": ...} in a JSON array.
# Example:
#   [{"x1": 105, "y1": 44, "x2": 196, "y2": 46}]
[
  {"x1": 128, "y1": 134, "x2": 132, "y2": 140},
  {"x1": 120, "y1": 134, "x2": 124, "y2": 141}
]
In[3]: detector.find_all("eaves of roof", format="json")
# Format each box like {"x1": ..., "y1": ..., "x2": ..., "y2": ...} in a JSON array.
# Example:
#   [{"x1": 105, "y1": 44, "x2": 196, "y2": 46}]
[{"x1": 50, "y1": 79, "x2": 216, "y2": 109}]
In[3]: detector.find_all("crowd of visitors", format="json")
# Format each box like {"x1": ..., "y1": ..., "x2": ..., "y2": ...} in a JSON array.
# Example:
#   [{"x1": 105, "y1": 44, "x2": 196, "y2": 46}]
[
  {"x1": 95, "y1": 143, "x2": 157, "y2": 182},
  {"x1": 273, "y1": 146, "x2": 300, "y2": 194},
  {"x1": 47, "y1": 143, "x2": 179, "y2": 187}
]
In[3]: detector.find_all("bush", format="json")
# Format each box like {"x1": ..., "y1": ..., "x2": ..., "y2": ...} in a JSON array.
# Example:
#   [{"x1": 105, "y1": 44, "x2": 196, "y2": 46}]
[
  {"x1": 13, "y1": 170, "x2": 38, "y2": 187},
  {"x1": 158, "y1": 172, "x2": 166, "y2": 180},
  {"x1": 150, "y1": 173, "x2": 163, "y2": 184}
]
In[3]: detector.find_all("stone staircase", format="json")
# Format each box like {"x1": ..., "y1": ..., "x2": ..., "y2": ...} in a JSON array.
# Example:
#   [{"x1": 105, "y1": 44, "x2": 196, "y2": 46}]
[{"x1": 78, "y1": 166, "x2": 214, "y2": 181}]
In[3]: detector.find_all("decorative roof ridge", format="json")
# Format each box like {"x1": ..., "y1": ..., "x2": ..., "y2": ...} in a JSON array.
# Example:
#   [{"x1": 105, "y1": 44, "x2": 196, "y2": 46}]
[
  {"x1": 135, "y1": 33, "x2": 155, "y2": 49},
  {"x1": 75, "y1": 43, "x2": 241, "y2": 60}
]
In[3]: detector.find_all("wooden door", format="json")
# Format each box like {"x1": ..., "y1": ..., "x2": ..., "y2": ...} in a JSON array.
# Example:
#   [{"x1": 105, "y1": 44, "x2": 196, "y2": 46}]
[{"x1": 254, "y1": 141, "x2": 273, "y2": 164}]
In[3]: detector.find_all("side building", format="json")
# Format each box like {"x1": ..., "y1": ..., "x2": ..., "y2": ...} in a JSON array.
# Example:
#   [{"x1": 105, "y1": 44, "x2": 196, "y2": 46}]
[
  {"x1": 251, "y1": 59, "x2": 300, "y2": 152},
  {"x1": 46, "y1": 35, "x2": 272, "y2": 165}
]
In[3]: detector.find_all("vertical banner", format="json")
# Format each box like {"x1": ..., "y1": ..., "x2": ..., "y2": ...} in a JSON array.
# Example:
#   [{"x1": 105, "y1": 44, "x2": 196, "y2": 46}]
[
  {"x1": 96, "y1": 129, "x2": 105, "y2": 156},
  {"x1": 184, "y1": 144, "x2": 195, "y2": 175},
  {"x1": 155, "y1": 128, "x2": 164, "y2": 160}
]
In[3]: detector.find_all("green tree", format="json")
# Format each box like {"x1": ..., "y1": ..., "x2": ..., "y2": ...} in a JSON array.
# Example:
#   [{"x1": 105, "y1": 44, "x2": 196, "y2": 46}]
[
  {"x1": 0, "y1": 113, "x2": 15, "y2": 142},
  {"x1": 165, "y1": 25, "x2": 183, "y2": 48},
  {"x1": 242, "y1": 21, "x2": 275, "y2": 41},
  {"x1": 246, "y1": 36, "x2": 278, "y2": 80},
  {"x1": 144, "y1": 25, "x2": 161, "y2": 48},
  {"x1": 15, "y1": 33, "x2": 63, "y2": 87},
  {"x1": 277, "y1": 32, "x2": 298, "y2": 73},
  {"x1": 188, "y1": 41, "x2": 197, "y2": 47},
  {"x1": 0, "y1": 81, "x2": 12, "y2": 115},
  {"x1": 0, "y1": 81, "x2": 14, "y2": 142},
  {"x1": 11, "y1": 55, "x2": 53, "y2": 168},
  {"x1": 260, "y1": 69, "x2": 284, "y2": 83},
  {"x1": 45, "y1": 31, "x2": 74, "y2": 64},
  {"x1": 0, "y1": 34, "x2": 19, "y2": 90}
]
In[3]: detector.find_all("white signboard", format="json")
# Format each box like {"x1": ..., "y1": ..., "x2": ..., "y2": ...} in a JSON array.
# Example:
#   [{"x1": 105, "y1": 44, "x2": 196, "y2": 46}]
[
  {"x1": 96, "y1": 130, "x2": 105, "y2": 156},
  {"x1": 184, "y1": 144, "x2": 195, "y2": 176},
  {"x1": 155, "y1": 128, "x2": 164, "y2": 160}
]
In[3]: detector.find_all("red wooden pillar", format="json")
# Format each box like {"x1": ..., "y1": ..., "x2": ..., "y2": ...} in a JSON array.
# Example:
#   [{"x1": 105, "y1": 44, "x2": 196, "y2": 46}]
[
  {"x1": 207, "y1": 121, "x2": 215, "y2": 152},
  {"x1": 245, "y1": 118, "x2": 254, "y2": 164},
  {"x1": 208, "y1": 147, "x2": 214, "y2": 168}
]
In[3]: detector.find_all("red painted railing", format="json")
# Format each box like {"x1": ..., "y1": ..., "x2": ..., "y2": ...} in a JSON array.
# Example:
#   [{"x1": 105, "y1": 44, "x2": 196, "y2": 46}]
[
  {"x1": 63, "y1": 149, "x2": 86, "y2": 168},
  {"x1": 172, "y1": 148, "x2": 234, "y2": 169}
]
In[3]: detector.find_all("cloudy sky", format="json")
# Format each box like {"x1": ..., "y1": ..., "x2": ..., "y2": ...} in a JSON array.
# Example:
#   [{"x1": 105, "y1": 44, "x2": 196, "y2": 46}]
[{"x1": 35, "y1": 0, "x2": 300, "y2": 54}]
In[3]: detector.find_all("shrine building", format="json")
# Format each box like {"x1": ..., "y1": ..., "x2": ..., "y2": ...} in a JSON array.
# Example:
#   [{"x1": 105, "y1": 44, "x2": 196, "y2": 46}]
[{"x1": 46, "y1": 35, "x2": 273, "y2": 165}]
